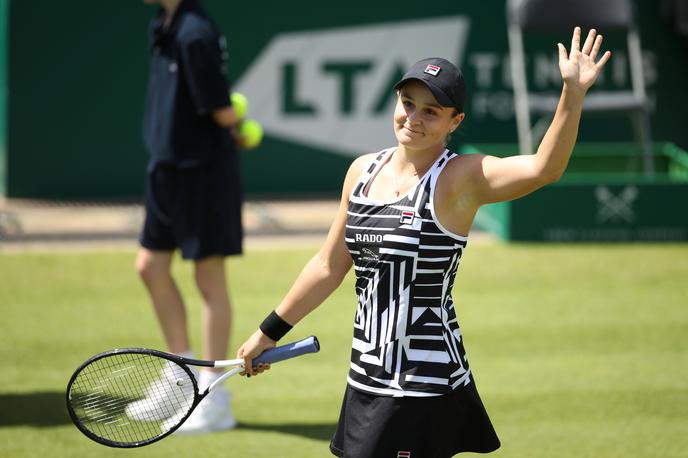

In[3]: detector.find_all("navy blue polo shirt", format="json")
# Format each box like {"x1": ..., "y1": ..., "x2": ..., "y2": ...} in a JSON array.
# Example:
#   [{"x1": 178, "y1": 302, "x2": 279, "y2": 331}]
[{"x1": 143, "y1": 0, "x2": 233, "y2": 166}]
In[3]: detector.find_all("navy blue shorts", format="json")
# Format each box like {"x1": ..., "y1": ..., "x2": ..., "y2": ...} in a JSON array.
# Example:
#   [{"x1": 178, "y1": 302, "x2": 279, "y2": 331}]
[
  {"x1": 330, "y1": 383, "x2": 500, "y2": 458},
  {"x1": 139, "y1": 154, "x2": 243, "y2": 260}
]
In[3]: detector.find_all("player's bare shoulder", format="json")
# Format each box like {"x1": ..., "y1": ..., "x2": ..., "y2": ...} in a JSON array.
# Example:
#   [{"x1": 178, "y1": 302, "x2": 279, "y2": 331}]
[
  {"x1": 345, "y1": 153, "x2": 378, "y2": 180},
  {"x1": 352, "y1": 152, "x2": 378, "y2": 171},
  {"x1": 439, "y1": 152, "x2": 487, "y2": 194},
  {"x1": 450, "y1": 151, "x2": 487, "y2": 172},
  {"x1": 340, "y1": 153, "x2": 379, "y2": 196}
]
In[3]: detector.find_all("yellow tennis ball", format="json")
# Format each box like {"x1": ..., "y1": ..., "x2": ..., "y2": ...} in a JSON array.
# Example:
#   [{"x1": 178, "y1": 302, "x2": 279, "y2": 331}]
[
  {"x1": 230, "y1": 92, "x2": 248, "y2": 120},
  {"x1": 239, "y1": 119, "x2": 263, "y2": 149}
]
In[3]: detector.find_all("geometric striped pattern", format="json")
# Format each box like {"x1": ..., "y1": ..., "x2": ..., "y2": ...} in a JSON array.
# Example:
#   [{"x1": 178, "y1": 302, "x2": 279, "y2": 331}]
[{"x1": 345, "y1": 148, "x2": 473, "y2": 397}]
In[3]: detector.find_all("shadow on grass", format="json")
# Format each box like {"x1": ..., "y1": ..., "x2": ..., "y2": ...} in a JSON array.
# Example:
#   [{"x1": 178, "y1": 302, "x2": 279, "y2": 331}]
[
  {"x1": 0, "y1": 392, "x2": 71, "y2": 427},
  {"x1": 0, "y1": 391, "x2": 337, "y2": 443},
  {"x1": 237, "y1": 422, "x2": 336, "y2": 442}
]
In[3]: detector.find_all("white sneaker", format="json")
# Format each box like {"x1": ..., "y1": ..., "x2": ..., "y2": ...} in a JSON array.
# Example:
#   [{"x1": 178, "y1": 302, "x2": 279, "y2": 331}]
[
  {"x1": 125, "y1": 361, "x2": 196, "y2": 421},
  {"x1": 165, "y1": 386, "x2": 236, "y2": 435}
]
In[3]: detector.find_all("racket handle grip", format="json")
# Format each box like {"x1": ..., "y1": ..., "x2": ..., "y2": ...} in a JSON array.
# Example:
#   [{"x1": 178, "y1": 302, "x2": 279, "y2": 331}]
[{"x1": 253, "y1": 335, "x2": 320, "y2": 366}]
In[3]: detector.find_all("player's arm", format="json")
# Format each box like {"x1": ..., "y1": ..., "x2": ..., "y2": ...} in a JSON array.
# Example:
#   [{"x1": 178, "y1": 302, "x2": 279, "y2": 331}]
[
  {"x1": 465, "y1": 27, "x2": 611, "y2": 205},
  {"x1": 464, "y1": 86, "x2": 584, "y2": 204},
  {"x1": 179, "y1": 32, "x2": 239, "y2": 129},
  {"x1": 237, "y1": 155, "x2": 373, "y2": 373}
]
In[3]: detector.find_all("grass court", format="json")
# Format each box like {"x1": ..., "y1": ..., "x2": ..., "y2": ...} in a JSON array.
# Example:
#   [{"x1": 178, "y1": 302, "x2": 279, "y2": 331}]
[{"x1": 0, "y1": 242, "x2": 686, "y2": 457}]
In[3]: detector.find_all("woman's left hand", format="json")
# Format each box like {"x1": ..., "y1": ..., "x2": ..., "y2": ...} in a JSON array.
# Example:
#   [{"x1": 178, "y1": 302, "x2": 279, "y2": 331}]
[{"x1": 558, "y1": 27, "x2": 612, "y2": 94}]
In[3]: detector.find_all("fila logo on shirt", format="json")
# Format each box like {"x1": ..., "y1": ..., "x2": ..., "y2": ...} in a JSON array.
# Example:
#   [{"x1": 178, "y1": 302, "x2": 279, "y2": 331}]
[
  {"x1": 400, "y1": 210, "x2": 416, "y2": 224},
  {"x1": 397, "y1": 452, "x2": 412, "y2": 458},
  {"x1": 355, "y1": 233, "x2": 383, "y2": 243}
]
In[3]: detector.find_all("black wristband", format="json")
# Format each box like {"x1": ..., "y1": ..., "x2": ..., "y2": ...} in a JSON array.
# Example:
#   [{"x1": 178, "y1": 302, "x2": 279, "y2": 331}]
[{"x1": 259, "y1": 310, "x2": 293, "y2": 342}]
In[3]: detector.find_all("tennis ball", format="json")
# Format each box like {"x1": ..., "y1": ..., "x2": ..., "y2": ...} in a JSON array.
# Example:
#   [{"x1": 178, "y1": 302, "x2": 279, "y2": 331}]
[
  {"x1": 230, "y1": 92, "x2": 248, "y2": 121},
  {"x1": 239, "y1": 119, "x2": 263, "y2": 149}
]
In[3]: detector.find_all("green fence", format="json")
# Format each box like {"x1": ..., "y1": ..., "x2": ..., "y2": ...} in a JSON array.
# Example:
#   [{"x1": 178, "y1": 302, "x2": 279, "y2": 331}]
[
  {"x1": 2, "y1": 0, "x2": 688, "y2": 199},
  {"x1": 0, "y1": 0, "x2": 7, "y2": 198},
  {"x1": 471, "y1": 143, "x2": 688, "y2": 241}
]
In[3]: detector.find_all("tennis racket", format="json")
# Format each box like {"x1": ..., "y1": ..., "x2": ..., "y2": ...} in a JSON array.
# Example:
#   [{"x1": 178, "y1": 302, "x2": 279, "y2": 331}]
[{"x1": 66, "y1": 335, "x2": 319, "y2": 448}]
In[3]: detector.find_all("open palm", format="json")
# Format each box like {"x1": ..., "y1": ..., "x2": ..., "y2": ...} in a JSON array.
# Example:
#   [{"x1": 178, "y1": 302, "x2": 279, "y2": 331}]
[{"x1": 558, "y1": 27, "x2": 612, "y2": 93}]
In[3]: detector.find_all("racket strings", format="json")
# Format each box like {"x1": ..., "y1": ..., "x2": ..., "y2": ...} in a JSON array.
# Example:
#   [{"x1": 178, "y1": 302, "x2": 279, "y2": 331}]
[{"x1": 68, "y1": 353, "x2": 195, "y2": 445}]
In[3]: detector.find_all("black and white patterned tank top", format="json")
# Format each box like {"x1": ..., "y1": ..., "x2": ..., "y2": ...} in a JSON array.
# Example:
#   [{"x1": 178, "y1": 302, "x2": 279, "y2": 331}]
[{"x1": 345, "y1": 147, "x2": 472, "y2": 397}]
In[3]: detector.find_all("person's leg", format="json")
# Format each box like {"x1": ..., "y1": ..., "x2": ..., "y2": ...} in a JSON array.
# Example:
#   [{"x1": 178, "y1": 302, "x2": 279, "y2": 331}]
[
  {"x1": 127, "y1": 248, "x2": 195, "y2": 422},
  {"x1": 135, "y1": 248, "x2": 190, "y2": 354},
  {"x1": 193, "y1": 255, "x2": 232, "y2": 364},
  {"x1": 169, "y1": 255, "x2": 236, "y2": 434}
]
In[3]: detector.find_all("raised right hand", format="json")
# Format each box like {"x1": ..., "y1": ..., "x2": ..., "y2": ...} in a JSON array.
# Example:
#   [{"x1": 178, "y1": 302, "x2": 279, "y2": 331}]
[{"x1": 558, "y1": 27, "x2": 612, "y2": 94}]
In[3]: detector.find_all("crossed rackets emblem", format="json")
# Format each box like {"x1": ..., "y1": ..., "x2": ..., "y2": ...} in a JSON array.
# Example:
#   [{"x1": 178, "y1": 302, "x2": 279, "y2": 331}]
[{"x1": 595, "y1": 186, "x2": 638, "y2": 223}]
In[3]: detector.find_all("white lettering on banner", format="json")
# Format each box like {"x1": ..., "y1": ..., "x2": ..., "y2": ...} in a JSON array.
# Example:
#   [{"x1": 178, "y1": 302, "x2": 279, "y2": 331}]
[
  {"x1": 234, "y1": 17, "x2": 471, "y2": 157},
  {"x1": 545, "y1": 227, "x2": 686, "y2": 242},
  {"x1": 469, "y1": 51, "x2": 659, "y2": 90},
  {"x1": 472, "y1": 91, "x2": 514, "y2": 120},
  {"x1": 235, "y1": 20, "x2": 659, "y2": 147},
  {"x1": 469, "y1": 53, "x2": 499, "y2": 87},
  {"x1": 467, "y1": 51, "x2": 658, "y2": 119},
  {"x1": 533, "y1": 54, "x2": 561, "y2": 88}
]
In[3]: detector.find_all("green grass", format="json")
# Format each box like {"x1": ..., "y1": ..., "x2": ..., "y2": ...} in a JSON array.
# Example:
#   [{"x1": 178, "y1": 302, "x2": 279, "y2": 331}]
[{"x1": 0, "y1": 243, "x2": 687, "y2": 457}]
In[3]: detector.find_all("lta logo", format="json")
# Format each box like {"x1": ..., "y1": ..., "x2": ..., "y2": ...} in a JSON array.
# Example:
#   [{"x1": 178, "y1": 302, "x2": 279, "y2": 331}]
[{"x1": 234, "y1": 17, "x2": 470, "y2": 157}]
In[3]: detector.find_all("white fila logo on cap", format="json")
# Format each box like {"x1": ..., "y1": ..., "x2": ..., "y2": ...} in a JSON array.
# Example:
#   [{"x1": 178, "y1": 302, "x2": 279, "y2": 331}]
[{"x1": 423, "y1": 64, "x2": 441, "y2": 76}]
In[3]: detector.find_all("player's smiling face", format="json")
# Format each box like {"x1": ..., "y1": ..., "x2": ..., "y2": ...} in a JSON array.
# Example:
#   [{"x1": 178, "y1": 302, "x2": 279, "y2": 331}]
[{"x1": 393, "y1": 80, "x2": 464, "y2": 149}]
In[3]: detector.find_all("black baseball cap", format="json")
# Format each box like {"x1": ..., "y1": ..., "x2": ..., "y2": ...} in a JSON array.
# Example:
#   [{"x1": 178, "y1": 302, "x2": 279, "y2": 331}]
[{"x1": 393, "y1": 57, "x2": 467, "y2": 113}]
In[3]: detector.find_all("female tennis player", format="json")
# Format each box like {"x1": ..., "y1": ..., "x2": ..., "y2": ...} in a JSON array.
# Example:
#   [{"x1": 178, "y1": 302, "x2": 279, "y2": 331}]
[{"x1": 238, "y1": 27, "x2": 611, "y2": 457}]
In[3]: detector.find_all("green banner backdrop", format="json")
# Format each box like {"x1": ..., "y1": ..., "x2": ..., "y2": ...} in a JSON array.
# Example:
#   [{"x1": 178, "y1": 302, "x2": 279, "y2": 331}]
[{"x1": 4, "y1": 0, "x2": 688, "y2": 199}]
